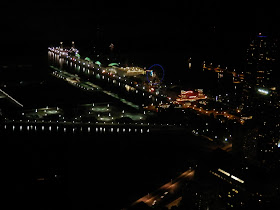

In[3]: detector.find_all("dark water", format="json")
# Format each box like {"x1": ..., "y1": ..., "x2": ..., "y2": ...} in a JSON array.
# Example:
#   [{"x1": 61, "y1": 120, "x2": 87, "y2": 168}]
[
  {"x1": 2, "y1": 72, "x2": 114, "y2": 109},
  {"x1": 5, "y1": 130, "x2": 213, "y2": 210},
  {"x1": 2, "y1": 41, "x2": 218, "y2": 209}
]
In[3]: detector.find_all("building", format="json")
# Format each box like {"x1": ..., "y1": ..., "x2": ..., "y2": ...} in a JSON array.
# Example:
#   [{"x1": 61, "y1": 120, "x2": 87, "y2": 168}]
[
  {"x1": 176, "y1": 90, "x2": 207, "y2": 102},
  {"x1": 106, "y1": 66, "x2": 145, "y2": 77},
  {"x1": 238, "y1": 33, "x2": 280, "y2": 168},
  {"x1": 245, "y1": 33, "x2": 279, "y2": 87}
]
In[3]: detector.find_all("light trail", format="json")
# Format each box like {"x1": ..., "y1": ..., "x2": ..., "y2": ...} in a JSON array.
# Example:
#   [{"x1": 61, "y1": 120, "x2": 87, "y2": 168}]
[
  {"x1": 131, "y1": 169, "x2": 195, "y2": 208},
  {"x1": 0, "y1": 88, "x2": 23, "y2": 107}
]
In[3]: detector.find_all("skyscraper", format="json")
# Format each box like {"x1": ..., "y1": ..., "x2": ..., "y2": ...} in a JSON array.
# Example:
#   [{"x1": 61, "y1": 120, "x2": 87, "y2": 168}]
[{"x1": 245, "y1": 33, "x2": 279, "y2": 88}]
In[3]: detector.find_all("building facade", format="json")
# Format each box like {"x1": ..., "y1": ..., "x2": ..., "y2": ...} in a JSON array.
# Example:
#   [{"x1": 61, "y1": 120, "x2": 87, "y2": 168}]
[{"x1": 245, "y1": 33, "x2": 279, "y2": 88}]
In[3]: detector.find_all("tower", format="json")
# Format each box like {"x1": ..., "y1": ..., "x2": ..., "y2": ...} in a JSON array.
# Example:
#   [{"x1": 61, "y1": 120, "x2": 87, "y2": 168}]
[{"x1": 245, "y1": 33, "x2": 278, "y2": 88}]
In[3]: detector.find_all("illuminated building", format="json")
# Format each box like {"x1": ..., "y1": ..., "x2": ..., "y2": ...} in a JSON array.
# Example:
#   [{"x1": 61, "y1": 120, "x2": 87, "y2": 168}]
[
  {"x1": 115, "y1": 66, "x2": 146, "y2": 77},
  {"x1": 210, "y1": 168, "x2": 245, "y2": 186},
  {"x1": 243, "y1": 120, "x2": 280, "y2": 168},
  {"x1": 240, "y1": 33, "x2": 280, "y2": 168},
  {"x1": 209, "y1": 167, "x2": 261, "y2": 209},
  {"x1": 176, "y1": 90, "x2": 207, "y2": 102},
  {"x1": 245, "y1": 33, "x2": 278, "y2": 87}
]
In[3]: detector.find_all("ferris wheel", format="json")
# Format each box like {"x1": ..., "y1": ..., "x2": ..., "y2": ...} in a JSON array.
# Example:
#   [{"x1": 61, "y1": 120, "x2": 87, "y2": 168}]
[{"x1": 146, "y1": 64, "x2": 165, "y2": 85}]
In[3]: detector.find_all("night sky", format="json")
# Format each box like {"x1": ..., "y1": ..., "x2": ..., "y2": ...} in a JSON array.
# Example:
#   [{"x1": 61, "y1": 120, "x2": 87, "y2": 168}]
[{"x1": 1, "y1": 1, "x2": 279, "y2": 58}]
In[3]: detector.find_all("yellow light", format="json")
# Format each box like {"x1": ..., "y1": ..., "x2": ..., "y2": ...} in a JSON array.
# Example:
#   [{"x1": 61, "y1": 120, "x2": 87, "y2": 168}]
[{"x1": 218, "y1": 168, "x2": 230, "y2": 176}]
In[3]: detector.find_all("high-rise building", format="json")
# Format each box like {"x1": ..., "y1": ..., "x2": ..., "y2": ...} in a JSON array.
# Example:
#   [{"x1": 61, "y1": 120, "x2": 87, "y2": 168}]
[
  {"x1": 245, "y1": 33, "x2": 279, "y2": 87},
  {"x1": 240, "y1": 33, "x2": 280, "y2": 169}
]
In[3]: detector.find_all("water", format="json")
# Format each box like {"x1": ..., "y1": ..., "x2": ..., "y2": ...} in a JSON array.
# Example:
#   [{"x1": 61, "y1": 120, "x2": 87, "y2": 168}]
[
  {"x1": 5, "y1": 129, "x2": 213, "y2": 210},
  {"x1": 2, "y1": 41, "x2": 217, "y2": 209},
  {"x1": 3, "y1": 73, "x2": 114, "y2": 108}
]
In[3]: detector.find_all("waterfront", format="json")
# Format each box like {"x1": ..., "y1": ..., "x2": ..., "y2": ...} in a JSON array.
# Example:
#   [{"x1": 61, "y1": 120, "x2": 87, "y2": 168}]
[
  {"x1": 6, "y1": 126, "x2": 217, "y2": 210},
  {"x1": 2, "y1": 43, "x2": 221, "y2": 210},
  {"x1": 3, "y1": 2, "x2": 280, "y2": 208},
  {"x1": 0, "y1": 66, "x2": 113, "y2": 108}
]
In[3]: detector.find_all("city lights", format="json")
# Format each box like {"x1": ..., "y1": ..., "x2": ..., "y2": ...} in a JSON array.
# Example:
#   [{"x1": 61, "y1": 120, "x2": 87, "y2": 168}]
[{"x1": 3, "y1": 22, "x2": 280, "y2": 209}]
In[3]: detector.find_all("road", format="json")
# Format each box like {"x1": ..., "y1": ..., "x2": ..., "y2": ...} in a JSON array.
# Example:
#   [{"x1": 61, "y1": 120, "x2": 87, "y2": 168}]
[
  {"x1": 131, "y1": 169, "x2": 195, "y2": 208},
  {"x1": 181, "y1": 103, "x2": 243, "y2": 124}
]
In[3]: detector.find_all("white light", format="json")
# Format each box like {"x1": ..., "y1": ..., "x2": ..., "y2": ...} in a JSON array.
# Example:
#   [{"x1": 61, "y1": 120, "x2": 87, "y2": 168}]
[
  {"x1": 258, "y1": 88, "x2": 269, "y2": 95},
  {"x1": 231, "y1": 175, "x2": 244, "y2": 183}
]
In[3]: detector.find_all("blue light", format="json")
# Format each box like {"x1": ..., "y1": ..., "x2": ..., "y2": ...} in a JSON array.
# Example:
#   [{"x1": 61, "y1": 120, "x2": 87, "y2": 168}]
[
  {"x1": 257, "y1": 35, "x2": 267, "y2": 38},
  {"x1": 146, "y1": 64, "x2": 165, "y2": 84}
]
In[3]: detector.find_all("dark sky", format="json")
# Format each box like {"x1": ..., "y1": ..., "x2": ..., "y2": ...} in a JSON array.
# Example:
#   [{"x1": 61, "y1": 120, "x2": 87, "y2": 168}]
[{"x1": 1, "y1": 1, "x2": 279, "y2": 53}]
